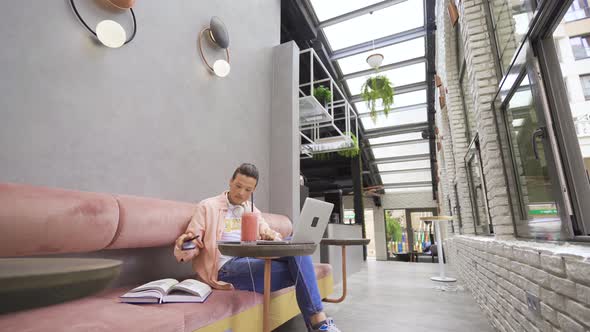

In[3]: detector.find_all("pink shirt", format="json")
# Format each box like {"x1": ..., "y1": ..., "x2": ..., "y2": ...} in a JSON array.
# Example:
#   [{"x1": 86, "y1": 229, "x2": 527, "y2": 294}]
[{"x1": 173, "y1": 192, "x2": 269, "y2": 290}]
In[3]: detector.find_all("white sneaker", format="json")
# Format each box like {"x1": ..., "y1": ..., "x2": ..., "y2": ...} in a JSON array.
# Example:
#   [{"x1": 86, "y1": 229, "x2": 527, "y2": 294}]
[{"x1": 311, "y1": 318, "x2": 341, "y2": 332}]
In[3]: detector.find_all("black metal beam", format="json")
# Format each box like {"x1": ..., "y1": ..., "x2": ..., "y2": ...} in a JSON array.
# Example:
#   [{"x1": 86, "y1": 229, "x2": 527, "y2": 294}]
[
  {"x1": 373, "y1": 154, "x2": 430, "y2": 164},
  {"x1": 425, "y1": 0, "x2": 437, "y2": 200},
  {"x1": 367, "y1": 138, "x2": 427, "y2": 149},
  {"x1": 364, "y1": 122, "x2": 429, "y2": 139}
]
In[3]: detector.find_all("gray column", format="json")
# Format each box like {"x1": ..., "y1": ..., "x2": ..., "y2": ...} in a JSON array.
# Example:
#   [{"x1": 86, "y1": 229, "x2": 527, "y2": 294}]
[{"x1": 269, "y1": 42, "x2": 300, "y2": 224}]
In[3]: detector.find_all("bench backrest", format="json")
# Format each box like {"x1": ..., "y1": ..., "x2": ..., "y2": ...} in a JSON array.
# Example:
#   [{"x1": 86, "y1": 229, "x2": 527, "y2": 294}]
[{"x1": 0, "y1": 183, "x2": 293, "y2": 257}]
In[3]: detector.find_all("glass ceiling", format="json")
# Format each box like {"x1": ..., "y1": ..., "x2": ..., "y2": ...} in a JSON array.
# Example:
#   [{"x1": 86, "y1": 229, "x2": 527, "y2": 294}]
[
  {"x1": 337, "y1": 37, "x2": 425, "y2": 75},
  {"x1": 320, "y1": 0, "x2": 424, "y2": 51},
  {"x1": 308, "y1": 0, "x2": 431, "y2": 194},
  {"x1": 360, "y1": 107, "x2": 427, "y2": 131}
]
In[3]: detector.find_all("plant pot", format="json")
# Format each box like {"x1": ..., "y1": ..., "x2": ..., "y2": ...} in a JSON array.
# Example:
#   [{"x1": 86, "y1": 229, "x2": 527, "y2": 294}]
[{"x1": 366, "y1": 77, "x2": 386, "y2": 90}]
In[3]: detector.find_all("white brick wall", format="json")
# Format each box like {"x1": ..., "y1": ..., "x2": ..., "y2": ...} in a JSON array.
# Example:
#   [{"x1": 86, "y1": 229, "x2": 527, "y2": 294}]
[
  {"x1": 435, "y1": 0, "x2": 590, "y2": 331},
  {"x1": 445, "y1": 236, "x2": 590, "y2": 331}
]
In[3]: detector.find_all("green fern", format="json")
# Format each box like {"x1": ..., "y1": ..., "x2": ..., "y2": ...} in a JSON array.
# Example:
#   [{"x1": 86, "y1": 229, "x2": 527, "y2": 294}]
[{"x1": 361, "y1": 75, "x2": 395, "y2": 123}]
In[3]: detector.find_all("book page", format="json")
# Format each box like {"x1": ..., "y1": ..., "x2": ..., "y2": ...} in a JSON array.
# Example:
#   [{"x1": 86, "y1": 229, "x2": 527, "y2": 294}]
[
  {"x1": 130, "y1": 278, "x2": 179, "y2": 294},
  {"x1": 169, "y1": 279, "x2": 212, "y2": 297}
]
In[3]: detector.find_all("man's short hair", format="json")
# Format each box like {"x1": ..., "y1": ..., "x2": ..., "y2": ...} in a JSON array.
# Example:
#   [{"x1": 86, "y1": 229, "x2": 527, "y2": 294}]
[{"x1": 232, "y1": 163, "x2": 259, "y2": 185}]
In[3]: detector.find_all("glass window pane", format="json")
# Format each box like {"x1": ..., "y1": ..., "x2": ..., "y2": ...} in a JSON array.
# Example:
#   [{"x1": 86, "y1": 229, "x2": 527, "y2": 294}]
[
  {"x1": 337, "y1": 37, "x2": 425, "y2": 74},
  {"x1": 381, "y1": 171, "x2": 431, "y2": 184},
  {"x1": 377, "y1": 159, "x2": 430, "y2": 172},
  {"x1": 581, "y1": 75, "x2": 590, "y2": 100},
  {"x1": 565, "y1": 0, "x2": 590, "y2": 22},
  {"x1": 569, "y1": 35, "x2": 590, "y2": 60},
  {"x1": 346, "y1": 62, "x2": 425, "y2": 96},
  {"x1": 361, "y1": 107, "x2": 427, "y2": 130},
  {"x1": 369, "y1": 132, "x2": 424, "y2": 145},
  {"x1": 309, "y1": 0, "x2": 382, "y2": 22},
  {"x1": 322, "y1": 0, "x2": 424, "y2": 51},
  {"x1": 553, "y1": 17, "x2": 590, "y2": 235},
  {"x1": 372, "y1": 142, "x2": 429, "y2": 159},
  {"x1": 505, "y1": 75, "x2": 561, "y2": 239},
  {"x1": 489, "y1": 0, "x2": 535, "y2": 72},
  {"x1": 355, "y1": 89, "x2": 427, "y2": 114}
]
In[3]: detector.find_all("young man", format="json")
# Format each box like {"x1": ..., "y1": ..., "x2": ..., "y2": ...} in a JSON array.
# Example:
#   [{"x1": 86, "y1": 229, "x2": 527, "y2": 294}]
[{"x1": 174, "y1": 163, "x2": 341, "y2": 332}]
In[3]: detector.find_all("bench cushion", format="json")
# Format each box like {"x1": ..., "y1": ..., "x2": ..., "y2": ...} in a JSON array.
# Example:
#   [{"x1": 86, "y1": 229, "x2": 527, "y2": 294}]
[
  {"x1": 0, "y1": 296, "x2": 185, "y2": 332},
  {"x1": 0, "y1": 183, "x2": 119, "y2": 257}
]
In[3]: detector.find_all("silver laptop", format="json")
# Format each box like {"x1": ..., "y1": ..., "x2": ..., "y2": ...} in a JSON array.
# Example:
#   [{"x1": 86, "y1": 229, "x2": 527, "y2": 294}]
[{"x1": 258, "y1": 198, "x2": 334, "y2": 245}]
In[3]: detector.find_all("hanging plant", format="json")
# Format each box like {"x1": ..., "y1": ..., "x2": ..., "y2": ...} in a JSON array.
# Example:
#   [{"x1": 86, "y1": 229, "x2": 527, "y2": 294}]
[
  {"x1": 337, "y1": 132, "x2": 360, "y2": 158},
  {"x1": 361, "y1": 75, "x2": 394, "y2": 123}
]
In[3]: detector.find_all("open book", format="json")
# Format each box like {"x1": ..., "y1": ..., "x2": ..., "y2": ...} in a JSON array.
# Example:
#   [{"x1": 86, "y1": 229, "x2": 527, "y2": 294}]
[{"x1": 120, "y1": 278, "x2": 212, "y2": 304}]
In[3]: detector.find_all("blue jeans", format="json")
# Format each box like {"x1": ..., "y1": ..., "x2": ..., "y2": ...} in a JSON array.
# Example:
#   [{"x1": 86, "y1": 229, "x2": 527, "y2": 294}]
[{"x1": 217, "y1": 255, "x2": 324, "y2": 327}]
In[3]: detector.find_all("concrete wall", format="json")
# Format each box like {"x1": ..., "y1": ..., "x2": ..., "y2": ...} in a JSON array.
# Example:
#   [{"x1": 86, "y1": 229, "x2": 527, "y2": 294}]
[
  {"x1": 0, "y1": 1, "x2": 282, "y2": 286},
  {"x1": 435, "y1": 0, "x2": 590, "y2": 331},
  {"x1": 0, "y1": 0, "x2": 280, "y2": 209},
  {"x1": 343, "y1": 192, "x2": 437, "y2": 261}
]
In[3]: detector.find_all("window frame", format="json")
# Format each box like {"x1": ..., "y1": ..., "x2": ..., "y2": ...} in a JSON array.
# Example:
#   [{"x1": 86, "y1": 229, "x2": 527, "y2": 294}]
[
  {"x1": 580, "y1": 74, "x2": 590, "y2": 100},
  {"x1": 464, "y1": 134, "x2": 494, "y2": 236}
]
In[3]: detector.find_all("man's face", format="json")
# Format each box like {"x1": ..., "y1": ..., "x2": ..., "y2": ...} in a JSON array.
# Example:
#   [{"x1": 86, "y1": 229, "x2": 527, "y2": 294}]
[{"x1": 228, "y1": 173, "x2": 257, "y2": 205}]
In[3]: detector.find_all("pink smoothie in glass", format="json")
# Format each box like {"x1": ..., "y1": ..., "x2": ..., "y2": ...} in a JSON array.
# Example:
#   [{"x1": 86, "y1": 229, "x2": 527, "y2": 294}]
[{"x1": 241, "y1": 212, "x2": 258, "y2": 243}]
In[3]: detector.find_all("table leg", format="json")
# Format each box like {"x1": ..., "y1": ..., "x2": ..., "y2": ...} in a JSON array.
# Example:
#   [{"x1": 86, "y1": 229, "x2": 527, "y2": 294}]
[
  {"x1": 322, "y1": 245, "x2": 347, "y2": 303},
  {"x1": 263, "y1": 259, "x2": 271, "y2": 332},
  {"x1": 430, "y1": 221, "x2": 456, "y2": 282}
]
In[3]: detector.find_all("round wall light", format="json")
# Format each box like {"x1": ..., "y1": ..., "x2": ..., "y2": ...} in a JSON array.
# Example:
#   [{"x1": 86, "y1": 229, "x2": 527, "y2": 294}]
[
  {"x1": 70, "y1": 0, "x2": 137, "y2": 48},
  {"x1": 198, "y1": 16, "x2": 231, "y2": 77}
]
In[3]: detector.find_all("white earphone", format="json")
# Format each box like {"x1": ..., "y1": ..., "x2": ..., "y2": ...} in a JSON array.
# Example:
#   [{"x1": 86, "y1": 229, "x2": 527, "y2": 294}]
[{"x1": 226, "y1": 192, "x2": 246, "y2": 218}]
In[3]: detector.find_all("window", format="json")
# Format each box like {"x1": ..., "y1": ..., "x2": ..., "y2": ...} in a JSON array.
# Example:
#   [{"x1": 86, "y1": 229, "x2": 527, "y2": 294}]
[
  {"x1": 488, "y1": 0, "x2": 536, "y2": 73},
  {"x1": 570, "y1": 35, "x2": 590, "y2": 60},
  {"x1": 565, "y1": 0, "x2": 590, "y2": 22},
  {"x1": 581, "y1": 74, "x2": 590, "y2": 100},
  {"x1": 465, "y1": 136, "x2": 493, "y2": 235}
]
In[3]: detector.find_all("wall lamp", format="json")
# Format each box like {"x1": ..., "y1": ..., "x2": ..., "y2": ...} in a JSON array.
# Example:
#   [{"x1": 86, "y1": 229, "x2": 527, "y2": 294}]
[
  {"x1": 198, "y1": 17, "x2": 231, "y2": 77},
  {"x1": 70, "y1": 0, "x2": 137, "y2": 48}
]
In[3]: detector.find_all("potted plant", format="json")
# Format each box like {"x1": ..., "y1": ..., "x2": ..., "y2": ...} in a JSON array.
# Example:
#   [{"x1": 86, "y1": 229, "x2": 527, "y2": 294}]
[
  {"x1": 337, "y1": 132, "x2": 360, "y2": 158},
  {"x1": 313, "y1": 85, "x2": 332, "y2": 108},
  {"x1": 361, "y1": 75, "x2": 394, "y2": 122}
]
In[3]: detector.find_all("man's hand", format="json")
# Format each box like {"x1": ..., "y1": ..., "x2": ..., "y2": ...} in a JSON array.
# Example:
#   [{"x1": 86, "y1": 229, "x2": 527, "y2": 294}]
[
  {"x1": 260, "y1": 227, "x2": 282, "y2": 241},
  {"x1": 174, "y1": 231, "x2": 204, "y2": 263}
]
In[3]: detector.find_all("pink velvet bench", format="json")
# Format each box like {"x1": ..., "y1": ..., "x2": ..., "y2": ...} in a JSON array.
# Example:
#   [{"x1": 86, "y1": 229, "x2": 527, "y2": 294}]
[{"x1": 0, "y1": 183, "x2": 334, "y2": 332}]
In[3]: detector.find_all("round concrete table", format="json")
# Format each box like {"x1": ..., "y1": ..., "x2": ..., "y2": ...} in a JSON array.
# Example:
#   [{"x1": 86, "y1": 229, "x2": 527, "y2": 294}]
[
  {"x1": 320, "y1": 238, "x2": 370, "y2": 303},
  {"x1": 0, "y1": 258, "x2": 122, "y2": 314},
  {"x1": 419, "y1": 216, "x2": 456, "y2": 283},
  {"x1": 217, "y1": 242, "x2": 317, "y2": 332}
]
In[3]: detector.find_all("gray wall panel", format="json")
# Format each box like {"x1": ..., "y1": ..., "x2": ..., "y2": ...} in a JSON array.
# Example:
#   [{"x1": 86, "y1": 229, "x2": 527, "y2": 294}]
[{"x1": 0, "y1": 0, "x2": 280, "y2": 209}]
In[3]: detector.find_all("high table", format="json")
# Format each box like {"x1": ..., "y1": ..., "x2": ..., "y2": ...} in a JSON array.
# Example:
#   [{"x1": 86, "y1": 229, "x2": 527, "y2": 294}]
[
  {"x1": 217, "y1": 242, "x2": 316, "y2": 332},
  {"x1": 320, "y1": 238, "x2": 370, "y2": 303},
  {"x1": 419, "y1": 216, "x2": 457, "y2": 282},
  {"x1": 0, "y1": 258, "x2": 122, "y2": 314}
]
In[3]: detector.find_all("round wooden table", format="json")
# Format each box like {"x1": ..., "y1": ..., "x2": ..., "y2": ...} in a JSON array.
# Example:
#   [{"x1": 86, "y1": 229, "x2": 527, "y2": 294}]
[
  {"x1": 0, "y1": 258, "x2": 122, "y2": 314},
  {"x1": 217, "y1": 242, "x2": 317, "y2": 332}
]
